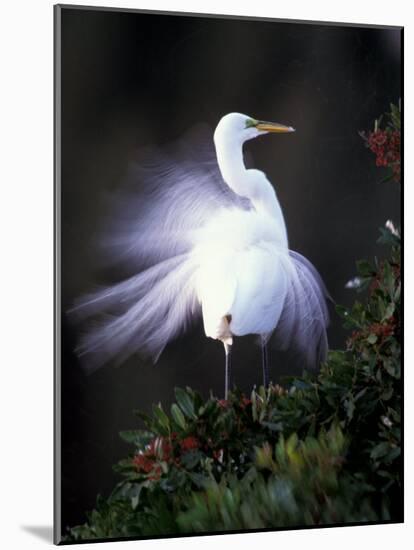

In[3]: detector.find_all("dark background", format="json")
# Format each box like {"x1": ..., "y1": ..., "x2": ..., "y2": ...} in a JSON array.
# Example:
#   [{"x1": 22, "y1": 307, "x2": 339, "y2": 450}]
[{"x1": 59, "y1": 7, "x2": 402, "y2": 532}]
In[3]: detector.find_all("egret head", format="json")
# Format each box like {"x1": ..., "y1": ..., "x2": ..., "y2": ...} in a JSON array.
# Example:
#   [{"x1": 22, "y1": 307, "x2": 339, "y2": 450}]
[{"x1": 214, "y1": 112, "x2": 295, "y2": 146}]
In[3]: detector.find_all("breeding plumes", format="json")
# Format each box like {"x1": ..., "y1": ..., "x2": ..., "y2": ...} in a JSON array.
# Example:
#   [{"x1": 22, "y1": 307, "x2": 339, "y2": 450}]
[{"x1": 71, "y1": 113, "x2": 329, "y2": 397}]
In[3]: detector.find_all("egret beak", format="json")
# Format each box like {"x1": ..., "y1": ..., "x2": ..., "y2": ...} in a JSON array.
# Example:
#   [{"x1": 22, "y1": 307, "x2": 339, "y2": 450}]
[{"x1": 256, "y1": 121, "x2": 295, "y2": 133}]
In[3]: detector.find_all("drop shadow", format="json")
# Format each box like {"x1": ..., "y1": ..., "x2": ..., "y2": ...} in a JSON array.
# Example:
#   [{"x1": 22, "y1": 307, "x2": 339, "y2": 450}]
[{"x1": 21, "y1": 525, "x2": 53, "y2": 543}]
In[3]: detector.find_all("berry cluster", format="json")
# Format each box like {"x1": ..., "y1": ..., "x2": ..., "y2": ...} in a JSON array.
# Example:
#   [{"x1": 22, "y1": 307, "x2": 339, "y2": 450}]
[
  {"x1": 131, "y1": 394, "x2": 257, "y2": 482},
  {"x1": 347, "y1": 315, "x2": 396, "y2": 352},
  {"x1": 132, "y1": 432, "x2": 214, "y2": 480},
  {"x1": 369, "y1": 317, "x2": 397, "y2": 340},
  {"x1": 132, "y1": 436, "x2": 172, "y2": 480},
  {"x1": 365, "y1": 128, "x2": 401, "y2": 182}
]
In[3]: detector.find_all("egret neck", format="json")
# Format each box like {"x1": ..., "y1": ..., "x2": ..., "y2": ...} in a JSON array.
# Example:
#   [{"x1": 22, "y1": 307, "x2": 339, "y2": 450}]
[{"x1": 214, "y1": 135, "x2": 288, "y2": 247}]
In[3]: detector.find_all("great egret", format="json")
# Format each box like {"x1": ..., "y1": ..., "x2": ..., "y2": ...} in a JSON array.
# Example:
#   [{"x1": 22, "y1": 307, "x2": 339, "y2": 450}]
[{"x1": 72, "y1": 112, "x2": 329, "y2": 397}]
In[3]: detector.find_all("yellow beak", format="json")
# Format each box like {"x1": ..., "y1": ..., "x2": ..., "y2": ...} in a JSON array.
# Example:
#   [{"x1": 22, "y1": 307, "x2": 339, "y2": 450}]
[{"x1": 256, "y1": 121, "x2": 295, "y2": 133}]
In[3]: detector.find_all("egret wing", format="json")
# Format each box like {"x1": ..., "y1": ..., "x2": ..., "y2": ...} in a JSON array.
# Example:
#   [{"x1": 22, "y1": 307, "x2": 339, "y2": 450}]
[{"x1": 99, "y1": 124, "x2": 251, "y2": 270}]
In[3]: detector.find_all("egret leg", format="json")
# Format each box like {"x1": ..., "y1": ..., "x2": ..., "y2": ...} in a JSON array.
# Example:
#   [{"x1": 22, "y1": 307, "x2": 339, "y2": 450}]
[
  {"x1": 224, "y1": 342, "x2": 232, "y2": 399},
  {"x1": 261, "y1": 336, "x2": 269, "y2": 388}
]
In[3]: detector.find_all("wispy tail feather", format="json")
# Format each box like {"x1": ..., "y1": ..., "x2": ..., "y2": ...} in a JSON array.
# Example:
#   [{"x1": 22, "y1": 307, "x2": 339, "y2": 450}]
[
  {"x1": 69, "y1": 255, "x2": 188, "y2": 320},
  {"x1": 71, "y1": 255, "x2": 200, "y2": 372},
  {"x1": 270, "y1": 251, "x2": 330, "y2": 368}
]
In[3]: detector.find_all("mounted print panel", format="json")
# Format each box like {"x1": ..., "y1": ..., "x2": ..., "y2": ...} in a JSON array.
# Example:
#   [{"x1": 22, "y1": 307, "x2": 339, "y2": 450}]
[{"x1": 54, "y1": 4, "x2": 403, "y2": 545}]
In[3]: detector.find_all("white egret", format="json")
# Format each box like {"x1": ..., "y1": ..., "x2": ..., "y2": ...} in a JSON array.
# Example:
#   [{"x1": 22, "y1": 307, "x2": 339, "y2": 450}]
[{"x1": 72, "y1": 113, "x2": 329, "y2": 397}]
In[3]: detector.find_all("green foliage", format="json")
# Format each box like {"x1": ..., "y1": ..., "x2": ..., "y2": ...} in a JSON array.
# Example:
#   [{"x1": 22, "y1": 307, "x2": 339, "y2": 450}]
[
  {"x1": 177, "y1": 427, "x2": 377, "y2": 532},
  {"x1": 66, "y1": 221, "x2": 401, "y2": 541}
]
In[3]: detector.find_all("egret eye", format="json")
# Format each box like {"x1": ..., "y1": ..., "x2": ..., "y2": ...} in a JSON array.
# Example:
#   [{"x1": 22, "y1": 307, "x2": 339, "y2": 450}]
[{"x1": 245, "y1": 118, "x2": 258, "y2": 129}]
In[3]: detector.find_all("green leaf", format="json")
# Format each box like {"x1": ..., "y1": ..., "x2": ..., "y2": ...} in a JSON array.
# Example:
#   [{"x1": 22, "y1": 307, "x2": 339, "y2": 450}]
[
  {"x1": 367, "y1": 333, "x2": 378, "y2": 345},
  {"x1": 175, "y1": 387, "x2": 197, "y2": 419},
  {"x1": 261, "y1": 420, "x2": 283, "y2": 432},
  {"x1": 386, "y1": 447, "x2": 401, "y2": 462},
  {"x1": 382, "y1": 303, "x2": 395, "y2": 322},
  {"x1": 383, "y1": 359, "x2": 397, "y2": 377},
  {"x1": 394, "y1": 283, "x2": 401, "y2": 303},
  {"x1": 186, "y1": 472, "x2": 211, "y2": 489},
  {"x1": 119, "y1": 430, "x2": 154, "y2": 449},
  {"x1": 370, "y1": 442, "x2": 389, "y2": 460},
  {"x1": 335, "y1": 304, "x2": 349, "y2": 318},
  {"x1": 251, "y1": 389, "x2": 258, "y2": 422},
  {"x1": 381, "y1": 386, "x2": 394, "y2": 401},
  {"x1": 378, "y1": 227, "x2": 401, "y2": 247},
  {"x1": 180, "y1": 450, "x2": 202, "y2": 470},
  {"x1": 152, "y1": 403, "x2": 170, "y2": 434},
  {"x1": 171, "y1": 403, "x2": 187, "y2": 430},
  {"x1": 286, "y1": 433, "x2": 298, "y2": 456},
  {"x1": 356, "y1": 259, "x2": 374, "y2": 278},
  {"x1": 345, "y1": 398, "x2": 355, "y2": 421}
]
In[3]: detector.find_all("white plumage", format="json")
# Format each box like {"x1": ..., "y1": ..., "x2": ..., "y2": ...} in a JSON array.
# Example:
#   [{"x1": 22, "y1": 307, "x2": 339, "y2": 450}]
[{"x1": 72, "y1": 113, "x2": 329, "y2": 392}]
